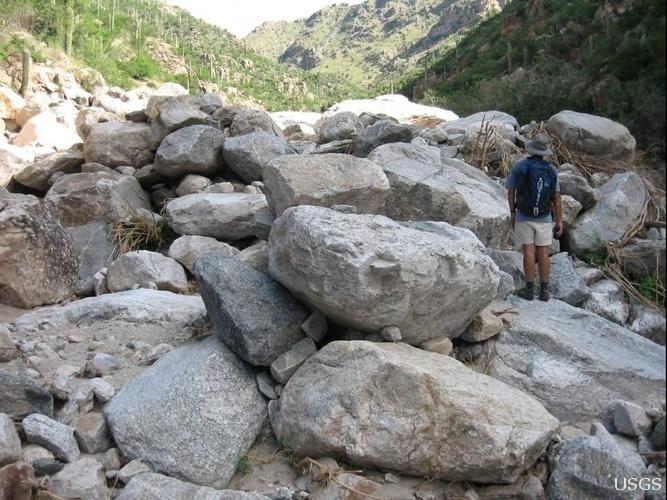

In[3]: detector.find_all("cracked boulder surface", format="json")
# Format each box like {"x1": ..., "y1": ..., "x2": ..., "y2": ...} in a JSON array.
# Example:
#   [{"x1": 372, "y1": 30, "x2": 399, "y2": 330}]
[{"x1": 271, "y1": 340, "x2": 559, "y2": 484}]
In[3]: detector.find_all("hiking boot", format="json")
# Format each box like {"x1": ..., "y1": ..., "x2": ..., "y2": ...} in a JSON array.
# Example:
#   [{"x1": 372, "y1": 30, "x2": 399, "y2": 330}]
[
  {"x1": 539, "y1": 287, "x2": 550, "y2": 302},
  {"x1": 515, "y1": 286, "x2": 534, "y2": 301}
]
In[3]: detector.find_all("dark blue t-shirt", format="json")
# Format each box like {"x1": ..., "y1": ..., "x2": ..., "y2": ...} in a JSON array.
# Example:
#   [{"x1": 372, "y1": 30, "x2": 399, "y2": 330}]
[{"x1": 505, "y1": 157, "x2": 560, "y2": 223}]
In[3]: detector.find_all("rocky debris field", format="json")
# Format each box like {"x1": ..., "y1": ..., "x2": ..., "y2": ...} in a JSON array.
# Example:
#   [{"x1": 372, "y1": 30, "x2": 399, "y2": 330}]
[{"x1": 0, "y1": 71, "x2": 666, "y2": 500}]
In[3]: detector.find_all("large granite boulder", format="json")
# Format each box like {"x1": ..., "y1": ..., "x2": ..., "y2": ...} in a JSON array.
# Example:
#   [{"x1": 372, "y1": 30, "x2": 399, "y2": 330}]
[
  {"x1": 84, "y1": 121, "x2": 156, "y2": 168},
  {"x1": 106, "y1": 251, "x2": 188, "y2": 293},
  {"x1": 104, "y1": 337, "x2": 266, "y2": 489},
  {"x1": 268, "y1": 206, "x2": 500, "y2": 344},
  {"x1": 547, "y1": 110, "x2": 636, "y2": 163},
  {"x1": 368, "y1": 142, "x2": 510, "y2": 248},
  {"x1": 45, "y1": 172, "x2": 151, "y2": 227},
  {"x1": 193, "y1": 254, "x2": 308, "y2": 366},
  {"x1": 222, "y1": 132, "x2": 296, "y2": 183},
  {"x1": 12, "y1": 109, "x2": 81, "y2": 151},
  {"x1": 0, "y1": 194, "x2": 78, "y2": 308},
  {"x1": 484, "y1": 297, "x2": 666, "y2": 422},
  {"x1": 14, "y1": 150, "x2": 85, "y2": 192},
  {"x1": 12, "y1": 289, "x2": 206, "y2": 332},
  {"x1": 154, "y1": 125, "x2": 223, "y2": 179},
  {"x1": 323, "y1": 95, "x2": 458, "y2": 124},
  {"x1": 272, "y1": 341, "x2": 558, "y2": 484},
  {"x1": 263, "y1": 154, "x2": 390, "y2": 216},
  {"x1": 567, "y1": 172, "x2": 647, "y2": 255},
  {"x1": 166, "y1": 193, "x2": 271, "y2": 240}
]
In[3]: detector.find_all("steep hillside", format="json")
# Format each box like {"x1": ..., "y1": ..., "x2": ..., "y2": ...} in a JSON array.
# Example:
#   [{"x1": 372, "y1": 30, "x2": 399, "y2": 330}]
[
  {"x1": 245, "y1": 0, "x2": 507, "y2": 87},
  {"x1": 404, "y1": 0, "x2": 666, "y2": 155},
  {"x1": 0, "y1": 0, "x2": 362, "y2": 110}
]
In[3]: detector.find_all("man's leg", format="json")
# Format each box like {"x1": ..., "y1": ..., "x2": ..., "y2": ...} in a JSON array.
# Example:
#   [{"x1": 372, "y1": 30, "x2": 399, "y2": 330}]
[
  {"x1": 537, "y1": 246, "x2": 550, "y2": 282},
  {"x1": 516, "y1": 243, "x2": 536, "y2": 300},
  {"x1": 535, "y1": 223, "x2": 553, "y2": 301},
  {"x1": 523, "y1": 244, "x2": 537, "y2": 283}
]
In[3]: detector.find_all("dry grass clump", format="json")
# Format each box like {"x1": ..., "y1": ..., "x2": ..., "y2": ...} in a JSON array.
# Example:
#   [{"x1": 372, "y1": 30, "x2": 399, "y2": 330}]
[{"x1": 109, "y1": 208, "x2": 170, "y2": 257}]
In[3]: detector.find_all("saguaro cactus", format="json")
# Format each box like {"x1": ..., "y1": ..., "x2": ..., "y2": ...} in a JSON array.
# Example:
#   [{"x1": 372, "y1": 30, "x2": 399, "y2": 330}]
[
  {"x1": 19, "y1": 49, "x2": 31, "y2": 96},
  {"x1": 66, "y1": 6, "x2": 75, "y2": 56}
]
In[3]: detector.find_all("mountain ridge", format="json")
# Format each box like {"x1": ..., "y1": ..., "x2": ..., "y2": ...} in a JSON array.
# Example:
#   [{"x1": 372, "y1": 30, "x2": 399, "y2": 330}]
[{"x1": 245, "y1": 0, "x2": 507, "y2": 87}]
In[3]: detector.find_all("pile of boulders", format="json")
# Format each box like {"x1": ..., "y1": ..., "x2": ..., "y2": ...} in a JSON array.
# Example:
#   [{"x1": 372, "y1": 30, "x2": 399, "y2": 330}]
[{"x1": 1, "y1": 73, "x2": 666, "y2": 498}]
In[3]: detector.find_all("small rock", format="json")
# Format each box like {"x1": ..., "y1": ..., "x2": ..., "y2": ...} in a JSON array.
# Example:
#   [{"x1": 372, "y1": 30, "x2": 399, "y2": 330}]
[
  {"x1": 85, "y1": 353, "x2": 121, "y2": 377},
  {"x1": 117, "y1": 459, "x2": 151, "y2": 484},
  {"x1": 0, "y1": 325, "x2": 18, "y2": 362},
  {"x1": 420, "y1": 337, "x2": 453, "y2": 356},
  {"x1": 380, "y1": 326, "x2": 402, "y2": 342},
  {"x1": 255, "y1": 372, "x2": 278, "y2": 400},
  {"x1": 22, "y1": 413, "x2": 80, "y2": 463},
  {"x1": 384, "y1": 472, "x2": 400, "y2": 484},
  {"x1": 207, "y1": 181, "x2": 235, "y2": 193},
  {"x1": 32, "y1": 458, "x2": 65, "y2": 477},
  {"x1": 93, "y1": 269, "x2": 109, "y2": 296},
  {"x1": 301, "y1": 311, "x2": 328, "y2": 343},
  {"x1": 95, "y1": 447, "x2": 121, "y2": 471},
  {"x1": 0, "y1": 413, "x2": 21, "y2": 466},
  {"x1": 175, "y1": 174, "x2": 212, "y2": 197},
  {"x1": 460, "y1": 308, "x2": 503, "y2": 342},
  {"x1": 270, "y1": 338, "x2": 317, "y2": 384},
  {"x1": 55, "y1": 383, "x2": 95, "y2": 425},
  {"x1": 89, "y1": 378, "x2": 115, "y2": 403},
  {"x1": 144, "y1": 343, "x2": 174, "y2": 365},
  {"x1": 75, "y1": 413, "x2": 111, "y2": 454},
  {"x1": 47, "y1": 456, "x2": 109, "y2": 500},
  {"x1": 613, "y1": 400, "x2": 653, "y2": 437},
  {"x1": 22, "y1": 444, "x2": 54, "y2": 467},
  {"x1": 116, "y1": 166, "x2": 136, "y2": 176}
]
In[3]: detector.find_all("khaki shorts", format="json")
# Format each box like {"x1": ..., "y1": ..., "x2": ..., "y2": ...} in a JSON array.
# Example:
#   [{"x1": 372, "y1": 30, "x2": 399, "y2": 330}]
[{"x1": 514, "y1": 221, "x2": 553, "y2": 247}]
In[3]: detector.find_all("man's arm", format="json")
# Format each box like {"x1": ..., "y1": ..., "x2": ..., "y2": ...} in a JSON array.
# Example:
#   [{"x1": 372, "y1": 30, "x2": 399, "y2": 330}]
[
  {"x1": 553, "y1": 192, "x2": 563, "y2": 237},
  {"x1": 507, "y1": 188, "x2": 517, "y2": 229}
]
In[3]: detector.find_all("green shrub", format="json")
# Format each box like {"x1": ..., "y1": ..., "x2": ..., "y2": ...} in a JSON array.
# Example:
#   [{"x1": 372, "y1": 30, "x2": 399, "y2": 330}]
[{"x1": 125, "y1": 52, "x2": 161, "y2": 80}]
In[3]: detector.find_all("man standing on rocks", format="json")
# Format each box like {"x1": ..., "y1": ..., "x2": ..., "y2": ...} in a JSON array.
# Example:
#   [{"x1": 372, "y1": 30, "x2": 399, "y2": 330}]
[{"x1": 506, "y1": 133, "x2": 563, "y2": 301}]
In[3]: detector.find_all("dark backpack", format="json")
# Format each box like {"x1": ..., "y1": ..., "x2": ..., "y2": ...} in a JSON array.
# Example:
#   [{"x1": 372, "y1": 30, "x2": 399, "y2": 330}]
[{"x1": 516, "y1": 158, "x2": 558, "y2": 217}]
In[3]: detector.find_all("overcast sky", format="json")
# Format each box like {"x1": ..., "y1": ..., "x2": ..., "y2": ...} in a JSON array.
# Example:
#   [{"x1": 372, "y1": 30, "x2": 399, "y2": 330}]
[{"x1": 163, "y1": 0, "x2": 366, "y2": 38}]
